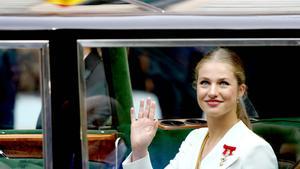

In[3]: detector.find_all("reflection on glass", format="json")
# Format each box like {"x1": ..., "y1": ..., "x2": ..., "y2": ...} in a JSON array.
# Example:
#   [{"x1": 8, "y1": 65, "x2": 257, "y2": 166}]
[
  {"x1": 0, "y1": 48, "x2": 41, "y2": 130},
  {"x1": 128, "y1": 47, "x2": 204, "y2": 119},
  {"x1": 83, "y1": 47, "x2": 113, "y2": 130},
  {"x1": 79, "y1": 40, "x2": 300, "y2": 169},
  {"x1": 0, "y1": 47, "x2": 44, "y2": 169},
  {"x1": 80, "y1": 47, "x2": 129, "y2": 169},
  {"x1": 127, "y1": 46, "x2": 300, "y2": 119},
  {"x1": 126, "y1": 45, "x2": 300, "y2": 169}
]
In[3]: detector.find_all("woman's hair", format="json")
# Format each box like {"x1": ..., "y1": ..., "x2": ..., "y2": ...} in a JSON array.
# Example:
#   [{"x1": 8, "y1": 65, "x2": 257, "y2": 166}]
[{"x1": 194, "y1": 47, "x2": 251, "y2": 128}]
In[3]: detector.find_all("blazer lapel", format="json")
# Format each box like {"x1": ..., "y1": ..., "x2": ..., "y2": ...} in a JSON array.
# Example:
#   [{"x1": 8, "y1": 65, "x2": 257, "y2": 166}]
[
  {"x1": 219, "y1": 154, "x2": 239, "y2": 169},
  {"x1": 200, "y1": 144, "x2": 240, "y2": 169},
  {"x1": 216, "y1": 121, "x2": 246, "y2": 169},
  {"x1": 200, "y1": 121, "x2": 248, "y2": 169}
]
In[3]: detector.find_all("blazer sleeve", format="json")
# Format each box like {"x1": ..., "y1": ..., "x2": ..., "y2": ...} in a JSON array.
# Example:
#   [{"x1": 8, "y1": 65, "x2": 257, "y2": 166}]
[
  {"x1": 122, "y1": 129, "x2": 202, "y2": 169},
  {"x1": 241, "y1": 143, "x2": 278, "y2": 169},
  {"x1": 122, "y1": 152, "x2": 153, "y2": 169},
  {"x1": 122, "y1": 137, "x2": 193, "y2": 169},
  {"x1": 165, "y1": 129, "x2": 202, "y2": 169}
]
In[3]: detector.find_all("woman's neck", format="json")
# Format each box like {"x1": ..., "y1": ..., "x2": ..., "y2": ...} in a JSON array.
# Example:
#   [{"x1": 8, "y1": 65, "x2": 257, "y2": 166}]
[
  {"x1": 206, "y1": 115, "x2": 239, "y2": 143},
  {"x1": 200, "y1": 112, "x2": 239, "y2": 159}
]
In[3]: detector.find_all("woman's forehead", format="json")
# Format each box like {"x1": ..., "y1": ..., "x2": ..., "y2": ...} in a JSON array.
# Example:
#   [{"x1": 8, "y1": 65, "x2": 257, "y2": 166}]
[
  {"x1": 198, "y1": 61, "x2": 234, "y2": 72},
  {"x1": 197, "y1": 61, "x2": 236, "y2": 79}
]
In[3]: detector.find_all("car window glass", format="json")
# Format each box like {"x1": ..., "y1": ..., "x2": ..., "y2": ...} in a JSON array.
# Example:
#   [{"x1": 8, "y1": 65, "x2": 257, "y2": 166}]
[
  {"x1": 82, "y1": 47, "x2": 115, "y2": 130},
  {"x1": 0, "y1": 48, "x2": 41, "y2": 130},
  {"x1": 0, "y1": 46, "x2": 47, "y2": 169}
]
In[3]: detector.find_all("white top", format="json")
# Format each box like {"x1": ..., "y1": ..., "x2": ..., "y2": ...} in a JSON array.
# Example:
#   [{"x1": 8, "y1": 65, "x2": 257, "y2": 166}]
[{"x1": 122, "y1": 121, "x2": 278, "y2": 169}]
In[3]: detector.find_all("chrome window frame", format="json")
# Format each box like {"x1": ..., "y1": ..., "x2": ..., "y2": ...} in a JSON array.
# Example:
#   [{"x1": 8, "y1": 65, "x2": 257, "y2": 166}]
[
  {"x1": 76, "y1": 43, "x2": 88, "y2": 169},
  {"x1": 78, "y1": 38, "x2": 300, "y2": 47},
  {"x1": 0, "y1": 40, "x2": 51, "y2": 169},
  {"x1": 78, "y1": 38, "x2": 300, "y2": 169}
]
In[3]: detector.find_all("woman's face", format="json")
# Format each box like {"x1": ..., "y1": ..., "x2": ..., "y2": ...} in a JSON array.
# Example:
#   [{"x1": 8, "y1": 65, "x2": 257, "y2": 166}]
[{"x1": 196, "y1": 61, "x2": 245, "y2": 118}]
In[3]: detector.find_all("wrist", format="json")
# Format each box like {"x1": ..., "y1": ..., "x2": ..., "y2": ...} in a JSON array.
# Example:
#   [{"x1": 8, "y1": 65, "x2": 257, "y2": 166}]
[{"x1": 131, "y1": 149, "x2": 148, "y2": 161}]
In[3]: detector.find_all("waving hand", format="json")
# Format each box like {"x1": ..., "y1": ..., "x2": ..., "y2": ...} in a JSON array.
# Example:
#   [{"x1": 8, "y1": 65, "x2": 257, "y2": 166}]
[{"x1": 130, "y1": 98, "x2": 158, "y2": 161}]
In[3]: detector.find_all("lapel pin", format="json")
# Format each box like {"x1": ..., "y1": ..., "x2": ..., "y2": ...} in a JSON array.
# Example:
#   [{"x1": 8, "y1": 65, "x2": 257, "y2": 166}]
[{"x1": 219, "y1": 144, "x2": 236, "y2": 166}]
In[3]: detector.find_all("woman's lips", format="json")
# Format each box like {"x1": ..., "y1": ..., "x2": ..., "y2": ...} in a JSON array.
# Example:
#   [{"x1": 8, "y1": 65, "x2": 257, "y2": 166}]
[{"x1": 206, "y1": 100, "x2": 222, "y2": 107}]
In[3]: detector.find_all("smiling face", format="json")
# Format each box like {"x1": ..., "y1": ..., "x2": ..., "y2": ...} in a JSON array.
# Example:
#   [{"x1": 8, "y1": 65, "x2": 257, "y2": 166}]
[{"x1": 196, "y1": 61, "x2": 246, "y2": 119}]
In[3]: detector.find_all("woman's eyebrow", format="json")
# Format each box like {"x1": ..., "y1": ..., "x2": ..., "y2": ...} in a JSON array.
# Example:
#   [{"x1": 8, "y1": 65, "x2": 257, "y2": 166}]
[
  {"x1": 198, "y1": 77, "x2": 209, "y2": 80},
  {"x1": 218, "y1": 78, "x2": 228, "y2": 81}
]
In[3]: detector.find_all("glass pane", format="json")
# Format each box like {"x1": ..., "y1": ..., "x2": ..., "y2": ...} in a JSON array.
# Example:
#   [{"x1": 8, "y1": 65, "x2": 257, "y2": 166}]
[
  {"x1": 126, "y1": 46, "x2": 300, "y2": 120},
  {"x1": 0, "y1": 46, "x2": 46, "y2": 169},
  {"x1": 78, "y1": 40, "x2": 300, "y2": 169},
  {"x1": 0, "y1": 48, "x2": 41, "y2": 129},
  {"x1": 83, "y1": 47, "x2": 112, "y2": 130},
  {"x1": 128, "y1": 47, "x2": 203, "y2": 119},
  {"x1": 126, "y1": 45, "x2": 300, "y2": 168},
  {"x1": 79, "y1": 46, "x2": 128, "y2": 169}
]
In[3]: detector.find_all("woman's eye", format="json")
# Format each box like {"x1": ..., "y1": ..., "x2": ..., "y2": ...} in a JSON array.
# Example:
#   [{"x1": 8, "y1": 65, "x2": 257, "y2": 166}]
[
  {"x1": 199, "y1": 81, "x2": 209, "y2": 87},
  {"x1": 220, "y1": 81, "x2": 229, "y2": 87}
]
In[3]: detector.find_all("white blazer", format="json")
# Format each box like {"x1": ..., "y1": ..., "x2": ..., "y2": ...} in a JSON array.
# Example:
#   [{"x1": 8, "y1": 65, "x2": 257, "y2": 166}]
[{"x1": 122, "y1": 121, "x2": 278, "y2": 169}]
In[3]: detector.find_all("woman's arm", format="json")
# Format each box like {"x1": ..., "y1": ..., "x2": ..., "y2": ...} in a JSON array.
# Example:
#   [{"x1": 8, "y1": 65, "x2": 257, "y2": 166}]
[
  {"x1": 123, "y1": 98, "x2": 158, "y2": 169},
  {"x1": 130, "y1": 98, "x2": 159, "y2": 161},
  {"x1": 242, "y1": 143, "x2": 278, "y2": 169}
]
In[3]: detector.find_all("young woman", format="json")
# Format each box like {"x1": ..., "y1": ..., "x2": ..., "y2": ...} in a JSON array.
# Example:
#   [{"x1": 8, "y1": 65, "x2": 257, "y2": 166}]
[{"x1": 122, "y1": 48, "x2": 278, "y2": 169}]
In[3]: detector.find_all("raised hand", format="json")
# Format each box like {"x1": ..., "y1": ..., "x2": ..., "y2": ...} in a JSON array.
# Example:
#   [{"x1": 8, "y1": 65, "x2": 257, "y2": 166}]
[{"x1": 130, "y1": 98, "x2": 159, "y2": 161}]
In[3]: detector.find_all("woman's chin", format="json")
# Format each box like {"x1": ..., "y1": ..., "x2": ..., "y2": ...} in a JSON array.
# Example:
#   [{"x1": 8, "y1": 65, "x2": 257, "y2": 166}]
[{"x1": 205, "y1": 111, "x2": 224, "y2": 118}]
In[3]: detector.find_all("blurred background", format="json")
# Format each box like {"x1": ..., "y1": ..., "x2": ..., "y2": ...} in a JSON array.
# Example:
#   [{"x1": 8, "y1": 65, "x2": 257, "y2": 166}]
[
  {"x1": 1, "y1": 0, "x2": 300, "y2": 15},
  {"x1": 0, "y1": 48, "x2": 41, "y2": 129}
]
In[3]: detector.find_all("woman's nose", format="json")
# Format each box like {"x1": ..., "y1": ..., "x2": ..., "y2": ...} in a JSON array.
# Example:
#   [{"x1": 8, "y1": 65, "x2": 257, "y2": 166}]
[{"x1": 208, "y1": 84, "x2": 218, "y2": 97}]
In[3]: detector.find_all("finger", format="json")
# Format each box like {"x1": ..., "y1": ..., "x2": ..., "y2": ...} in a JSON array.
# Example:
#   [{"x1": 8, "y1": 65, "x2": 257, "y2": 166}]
[
  {"x1": 144, "y1": 97, "x2": 151, "y2": 118},
  {"x1": 130, "y1": 107, "x2": 136, "y2": 123},
  {"x1": 149, "y1": 101, "x2": 156, "y2": 120},
  {"x1": 153, "y1": 119, "x2": 159, "y2": 134},
  {"x1": 154, "y1": 119, "x2": 159, "y2": 129},
  {"x1": 138, "y1": 99, "x2": 145, "y2": 119}
]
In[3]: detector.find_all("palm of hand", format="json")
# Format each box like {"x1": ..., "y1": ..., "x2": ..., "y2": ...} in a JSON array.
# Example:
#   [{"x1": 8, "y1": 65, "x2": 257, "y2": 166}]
[
  {"x1": 130, "y1": 98, "x2": 158, "y2": 152},
  {"x1": 131, "y1": 117, "x2": 157, "y2": 150}
]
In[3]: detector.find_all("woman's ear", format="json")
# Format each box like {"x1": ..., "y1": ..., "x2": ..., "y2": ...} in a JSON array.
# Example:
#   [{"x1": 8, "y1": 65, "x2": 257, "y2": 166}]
[{"x1": 238, "y1": 84, "x2": 247, "y2": 98}]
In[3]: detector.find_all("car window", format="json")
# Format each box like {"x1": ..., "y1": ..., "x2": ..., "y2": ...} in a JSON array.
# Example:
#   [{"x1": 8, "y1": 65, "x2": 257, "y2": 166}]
[
  {"x1": 82, "y1": 47, "x2": 114, "y2": 130},
  {"x1": 126, "y1": 45, "x2": 300, "y2": 120},
  {"x1": 128, "y1": 47, "x2": 203, "y2": 119},
  {"x1": 0, "y1": 48, "x2": 42, "y2": 129},
  {"x1": 0, "y1": 42, "x2": 49, "y2": 169},
  {"x1": 125, "y1": 44, "x2": 300, "y2": 169}
]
